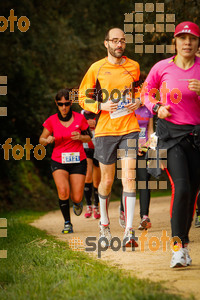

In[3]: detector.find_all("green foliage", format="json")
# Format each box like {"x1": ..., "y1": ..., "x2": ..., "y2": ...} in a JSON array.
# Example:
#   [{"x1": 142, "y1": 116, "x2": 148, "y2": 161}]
[{"x1": 0, "y1": 158, "x2": 57, "y2": 212}]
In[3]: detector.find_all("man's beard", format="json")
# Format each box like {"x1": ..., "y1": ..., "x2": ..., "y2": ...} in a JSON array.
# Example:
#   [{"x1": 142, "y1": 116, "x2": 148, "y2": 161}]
[{"x1": 108, "y1": 44, "x2": 124, "y2": 58}]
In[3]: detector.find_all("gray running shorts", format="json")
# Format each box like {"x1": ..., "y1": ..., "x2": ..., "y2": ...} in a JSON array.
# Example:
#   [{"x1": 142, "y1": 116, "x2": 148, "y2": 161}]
[{"x1": 94, "y1": 131, "x2": 139, "y2": 165}]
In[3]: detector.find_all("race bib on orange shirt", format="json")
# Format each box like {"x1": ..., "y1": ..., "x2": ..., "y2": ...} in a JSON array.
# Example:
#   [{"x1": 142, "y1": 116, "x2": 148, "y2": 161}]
[{"x1": 110, "y1": 99, "x2": 132, "y2": 119}]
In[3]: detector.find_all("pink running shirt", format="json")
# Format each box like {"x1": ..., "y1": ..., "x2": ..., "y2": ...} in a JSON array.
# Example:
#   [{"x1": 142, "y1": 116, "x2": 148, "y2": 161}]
[
  {"x1": 43, "y1": 111, "x2": 89, "y2": 163},
  {"x1": 143, "y1": 56, "x2": 200, "y2": 125}
]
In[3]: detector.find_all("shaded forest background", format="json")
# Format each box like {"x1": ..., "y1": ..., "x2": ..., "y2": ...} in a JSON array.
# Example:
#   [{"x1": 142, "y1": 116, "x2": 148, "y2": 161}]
[{"x1": 0, "y1": 0, "x2": 199, "y2": 211}]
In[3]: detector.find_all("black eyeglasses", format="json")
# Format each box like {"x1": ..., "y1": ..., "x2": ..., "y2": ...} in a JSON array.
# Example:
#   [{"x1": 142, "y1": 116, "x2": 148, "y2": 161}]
[
  {"x1": 106, "y1": 38, "x2": 126, "y2": 44},
  {"x1": 57, "y1": 101, "x2": 71, "y2": 107}
]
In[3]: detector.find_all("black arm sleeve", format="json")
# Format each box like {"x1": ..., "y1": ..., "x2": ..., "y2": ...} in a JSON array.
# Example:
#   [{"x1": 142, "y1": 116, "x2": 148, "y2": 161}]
[{"x1": 81, "y1": 127, "x2": 93, "y2": 138}]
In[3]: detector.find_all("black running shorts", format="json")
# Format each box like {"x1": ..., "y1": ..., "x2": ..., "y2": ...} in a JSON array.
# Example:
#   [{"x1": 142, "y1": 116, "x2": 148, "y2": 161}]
[{"x1": 51, "y1": 159, "x2": 87, "y2": 175}]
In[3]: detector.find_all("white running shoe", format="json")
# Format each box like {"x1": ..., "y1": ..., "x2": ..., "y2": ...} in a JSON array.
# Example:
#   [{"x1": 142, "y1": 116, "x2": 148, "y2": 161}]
[
  {"x1": 99, "y1": 223, "x2": 112, "y2": 247},
  {"x1": 170, "y1": 247, "x2": 187, "y2": 268},
  {"x1": 184, "y1": 247, "x2": 192, "y2": 266},
  {"x1": 122, "y1": 228, "x2": 138, "y2": 248}
]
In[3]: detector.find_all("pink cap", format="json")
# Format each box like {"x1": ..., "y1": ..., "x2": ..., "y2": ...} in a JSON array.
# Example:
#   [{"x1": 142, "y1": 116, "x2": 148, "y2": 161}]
[{"x1": 174, "y1": 22, "x2": 200, "y2": 37}]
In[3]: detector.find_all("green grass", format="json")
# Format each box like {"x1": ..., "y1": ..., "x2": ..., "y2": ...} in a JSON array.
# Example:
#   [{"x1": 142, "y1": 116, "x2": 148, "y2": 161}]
[
  {"x1": 150, "y1": 189, "x2": 171, "y2": 198},
  {"x1": 0, "y1": 211, "x2": 187, "y2": 300}
]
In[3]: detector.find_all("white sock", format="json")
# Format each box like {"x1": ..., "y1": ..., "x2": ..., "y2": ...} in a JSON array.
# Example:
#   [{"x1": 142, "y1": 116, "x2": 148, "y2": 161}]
[
  {"x1": 123, "y1": 192, "x2": 136, "y2": 229},
  {"x1": 99, "y1": 193, "x2": 110, "y2": 226}
]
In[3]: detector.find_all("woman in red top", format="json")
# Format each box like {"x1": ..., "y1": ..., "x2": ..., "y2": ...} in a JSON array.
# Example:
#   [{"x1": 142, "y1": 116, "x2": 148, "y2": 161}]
[{"x1": 39, "y1": 89, "x2": 91, "y2": 234}]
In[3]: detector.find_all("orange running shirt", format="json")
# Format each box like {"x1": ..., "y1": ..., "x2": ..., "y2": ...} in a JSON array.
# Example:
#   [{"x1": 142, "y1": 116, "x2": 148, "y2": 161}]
[{"x1": 79, "y1": 56, "x2": 141, "y2": 137}]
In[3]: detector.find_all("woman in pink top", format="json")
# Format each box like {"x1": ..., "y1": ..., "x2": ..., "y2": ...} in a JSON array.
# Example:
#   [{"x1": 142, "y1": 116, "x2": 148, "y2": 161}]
[
  {"x1": 39, "y1": 89, "x2": 91, "y2": 234},
  {"x1": 143, "y1": 22, "x2": 200, "y2": 268}
]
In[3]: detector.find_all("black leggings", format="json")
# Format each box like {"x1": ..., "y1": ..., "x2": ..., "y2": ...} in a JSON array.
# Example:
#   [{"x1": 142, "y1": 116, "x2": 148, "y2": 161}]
[
  {"x1": 166, "y1": 136, "x2": 200, "y2": 245},
  {"x1": 137, "y1": 154, "x2": 151, "y2": 219}
]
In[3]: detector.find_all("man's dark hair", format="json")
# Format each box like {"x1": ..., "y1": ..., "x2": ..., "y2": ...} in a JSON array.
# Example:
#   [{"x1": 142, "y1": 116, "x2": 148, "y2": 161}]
[{"x1": 105, "y1": 27, "x2": 124, "y2": 40}]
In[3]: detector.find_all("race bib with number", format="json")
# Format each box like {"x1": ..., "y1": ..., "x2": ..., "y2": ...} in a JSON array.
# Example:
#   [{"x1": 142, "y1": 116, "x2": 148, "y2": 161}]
[
  {"x1": 110, "y1": 99, "x2": 132, "y2": 119},
  {"x1": 139, "y1": 127, "x2": 146, "y2": 139},
  {"x1": 139, "y1": 127, "x2": 147, "y2": 147},
  {"x1": 62, "y1": 152, "x2": 80, "y2": 164}
]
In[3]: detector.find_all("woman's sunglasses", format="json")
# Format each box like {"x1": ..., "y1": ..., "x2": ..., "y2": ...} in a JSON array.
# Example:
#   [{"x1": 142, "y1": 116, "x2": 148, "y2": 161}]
[{"x1": 57, "y1": 101, "x2": 71, "y2": 107}]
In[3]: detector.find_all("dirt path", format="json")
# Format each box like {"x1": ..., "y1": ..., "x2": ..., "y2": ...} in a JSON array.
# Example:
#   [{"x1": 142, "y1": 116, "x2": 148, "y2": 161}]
[{"x1": 31, "y1": 196, "x2": 200, "y2": 299}]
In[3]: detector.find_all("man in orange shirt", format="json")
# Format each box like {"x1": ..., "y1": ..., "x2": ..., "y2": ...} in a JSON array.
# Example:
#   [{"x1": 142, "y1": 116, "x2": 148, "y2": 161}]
[{"x1": 79, "y1": 28, "x2": 141, "y2": 247}]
